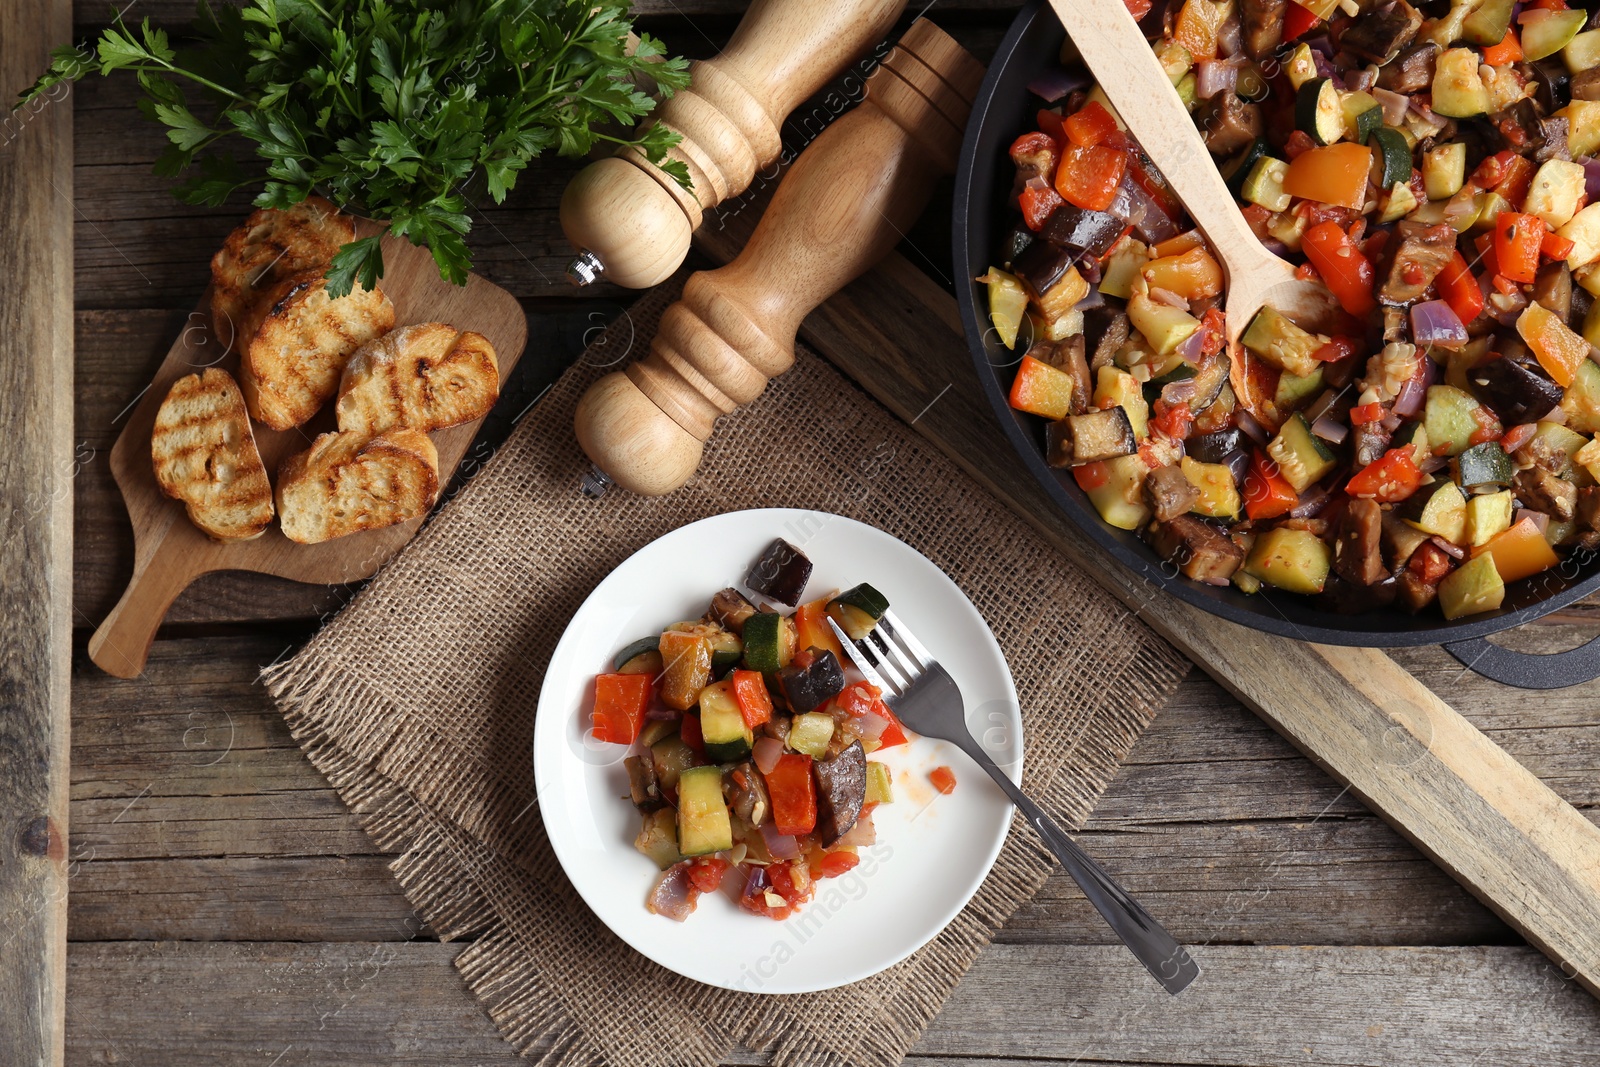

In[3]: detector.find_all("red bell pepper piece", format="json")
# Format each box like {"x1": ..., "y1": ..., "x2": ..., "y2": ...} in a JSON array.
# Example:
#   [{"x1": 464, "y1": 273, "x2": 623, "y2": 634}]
[
  {"x1": 1436, "y1": 252, "x2": 1485, "y2": 325},
  {"x1": 1542, "y1": 230, "x2": 1576, "y2": 261},
  {"x1": 1056, "y1": 141, "x2": 1127, "y2": 212},
  {"x1": 1019, "y1": 179, "x2": 1063, "y2": 231},
  {"x1": 1480, "y1": 29, "x2": 1523, "y2": 66},
  {"x1": 1312, "y1": 335, "x2": 1361, "y2": 364},
  {"x1": 590, "y1": 673, "x2": 652, "y2": 745},
  {"x1": 1494, "y1": 212, "x2": 1545, "y2": 284},
  {"x1": 1283, "y1": 0, "x2": 1321, "y2": 40},
  {"x1": 929, "y1": 766, "x2": 958, "y2": 795},
  {"x1": 679, "y1": 711, "x2": 706, "y2": 759},
  {"x1": 816, "y1": 851, "x2": 861, "y2": 879},
  {"x1": 1350, "y1": 402, "x2": 1385, "y2": 426},
  {"x1": 1302, "y1": 221, "x2": 1376, "y2": 316},
  {"x1": 730, "y1": 670, "x2": 773, "y2": 728},
  {"x1": 764, "y1": 753, "x2": 818, "y2": 836},
  {"x1": 1064, "y1": 101, "x2": 1118, "y2": 148},
  {"x1": 1527, "y1": 0, "x2": 1568, "y2": 9},
  {"x1": 1244, "y1": 450, "x2": 1298, "y2": 521},
  {"x1": 1345, "y1": 447, "x2": 1425, "y2": 503},
  {"x1": 836, "y1": 681, "x2": 880, "y2": 718}
]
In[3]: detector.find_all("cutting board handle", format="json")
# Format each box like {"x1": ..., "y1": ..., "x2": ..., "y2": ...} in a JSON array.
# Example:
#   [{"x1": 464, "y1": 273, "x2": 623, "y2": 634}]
[{"x1": 89, "y1": 559, "x2": 198, "y2": 679}]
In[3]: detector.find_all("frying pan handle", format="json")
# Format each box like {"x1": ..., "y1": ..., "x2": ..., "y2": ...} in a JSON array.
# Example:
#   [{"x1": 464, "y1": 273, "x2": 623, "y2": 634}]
[{"x1": 1444, "y1": 633, "x2": 1600, "y2": 690}]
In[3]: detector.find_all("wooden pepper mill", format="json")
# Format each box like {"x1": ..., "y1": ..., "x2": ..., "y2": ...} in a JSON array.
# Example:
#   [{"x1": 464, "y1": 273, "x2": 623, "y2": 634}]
[
  {"x1": 560, "y1": 0, "x2": 907, "y2": 289},
  {"x1": 574, "y1": 19, "x2": 984, "y2": 495}
]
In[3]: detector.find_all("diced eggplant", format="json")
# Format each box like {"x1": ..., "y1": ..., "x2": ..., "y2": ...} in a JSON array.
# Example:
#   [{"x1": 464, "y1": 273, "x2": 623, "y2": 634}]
[
  {"x1": 777, "y1": 649, "x2": 845, "y2": 713},
  {"x1": 1339, "y1": 0, "x2": 1422, "y2": 65},
  {"x1": 1000, "y1": 225, "x2": 1035, "y2": 270},
  {"x1": 1012, "y1": 239, "x2": 1078, "y2": 298},
  {"x1": 1378, "y1": 41, "x2": 1439, "y2": 95},
  {"x1": 1534, "y1": 261, "x2": 1573, "y2": 320},
  {"x1": 1380, "y1": 220, "x2": 1458, "y2": 305},
  {"x1": 1241, "y1": 0, "x2": 1286, "y2": 59},
  {"x1": 625, "y1": 754, "x2": 665, "y2": 814},
  {"x1": 1316, "y1": 574, "x2": 1400, "y2": 614},
  {"x1": 1515, "y1": 466, "x2": 1577, "y2": 521},
  {"x1": 1490, "y1": 99, "x2": 1567, "y2": 162},
  {"x1": 1196, "y1": 92, "x2": 1263, "y2": 157},
  {"x1": 707, "y1": 587, "x2": 758, "y2": 635},
  {"x1": 746, "y1": 538, "x2": 813, "y2": 606},
  {"x1": 1468, "y1": 355, "x2": 1563, "y2": 424},
  {"x1": 1188, "y1": 428, "x2": 1244, "y2": 465},
  {"x1": 1144, "y1": 515, "x2": 1245, "y2": 585},
  {"x1": 1040, "y1": 204, "x2": 1127, "y2": 259},
  {"x1": 1086, "y1": 308, "x2": 1131, "y2": 371},
  {"x1": 1049, "y1": 334, "x2": 1094, "y2": 415},
  {"x1": 1334, "y1": 497, "x2": 1391, "y2": 586},
  {"x1": 812, "y1": 741, "x2": 867, "y2": 847},
  {"x1": 1573, "y1": 68, "x2": 1600, "y2": 103},
  {"x1": 725, "y1": 760, "x2": 770, "y2": 827},
  {"x1": 1352, "y1": 418, "x2": 1394, "y2": 468},
  {"x1": 1144, "y1": 463, "x2": 1202, "y2": 523},
  {"x1": 1394, "y1": 567, "x2": 1439, "y2": 614},
  {"x1": 1046, "y1": 407, "x2": 1137, "y2": 467},
  {"x1": 1575, "y1": 487, "x2": 1600, "y2": 551},
  {"x1": 1536, "y1": 116, "x2": 1572, "y2": 163},
  {"x1": 1519, "y1": 60, "x2": 1566, "y2": 115}
]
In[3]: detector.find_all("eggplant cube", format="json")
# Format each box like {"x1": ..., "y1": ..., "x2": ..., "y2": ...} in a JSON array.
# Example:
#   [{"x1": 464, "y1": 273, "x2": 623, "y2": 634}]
[
  {"x1": 746, "y1": 538, "x2": 813, "y2": 606},
  {"x1": 777, "y1": 649, "x2": 845, "y2": 713},
  {"x1": 1046, "y1": 407, "x2": 1137, "y2": 468},
  {"x1": 813, "y1": 741, "x2": 868, "y2": 847}
]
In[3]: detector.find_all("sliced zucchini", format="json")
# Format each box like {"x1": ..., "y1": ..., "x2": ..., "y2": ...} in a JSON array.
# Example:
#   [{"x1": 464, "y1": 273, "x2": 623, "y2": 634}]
[
  {"x1": 1424, "y1": 385, "x2": 1494, "y2": 457},
  {"x1": 1127, "y1": 292, "x2": 1202, "y2": 357},
  {"x1": 979, "y1": 266, "x2": 1028, "y2": 350},
  {"x1": 1155, "y1": 39, "x2": 1194, "y2": 84},
  {"x1": 1423, "y1": 142, "x2": 1467, "y2": 201},
  {"x1": 1473, "y1": 190, "x2": 1511, "y2": 234},
  {"x1": 668, "y1": 622, "x2": 742, "y2": 673},
  {"x1": 1342, "y1": 92, "x2": 1383, "y2": 144},
  {"x1": 1563, "y1": 360, "x2": 1600, "y2": 433},
  {"x1": 1268, "y1": 414, "x2": 1338, "y2": 493},
  {"x1": 1297, "y1": 78, "x2": 1346, "y2": 146},
  {"x1": 826, "y1": 584, "x2": 888, "y2": 641},
  {"x1": 1098, "y1": 239, "x2": 1149, "y2": 300},
  {"x1": 1556, "y1": 100, "x2": 1600, "y2": 160},
  {"x1": 634, "y1": 808, "x2": 681, "y2": 870},
  {"x1": 1179, "y1": 455, "x2": 1241, "y2": 519},
  {"x1": 1529, "y1": 419, "x2": 1590, "y2": 477},
  {"x1": 614, "y1": 636, "x2": 664, "y2": 675},
  {"x1": 1438, "y1": 553, "x2": 1505, "y2": 620},
  {"x1": 1431, "y1": 47, "x2": 1490, "y2": 118},
  {"x1": 787, "y1": 711, "x2": 835, "y2": 759},
  {"x1": 1524, "y1": 159, "x2": 1587, "y2": 231},
  {"x1": 1405, "y1": 481, "x2": 1468, "y2": 544},
  {"x1": 1565, "y1": 30, "x2": 1600, "y2": 76},
  {"x1": 676, "y1": 765, "x2": 733, "y2": 857},
  {"x1": 1379, "y1": 180, "x2": 1420, "y2": 225},
  {"x1": 639, "y1": 718, "x2": 678, "y2": 748},
  {"x1": 865, "y1": 761, "x2": 894, "y2": 805},
  {"x1": 698, "y1": 680, "x2": 752, "y2": 764},
  {"x1": 1085, "y1": 453, "x2": 1153, "y2": 531},
  {"x1": 1242, "y1": 306, "x2": 1324, "y2": 379},
  {"x1": 1521, "y1": 9, "x2": 1588, "y2": 63},
  {"x1": 1223, "y1": 138, "x2": 1273, "y2": 197},
  {"x1": 1241, "y1": 156, "x2": 1292, "y2": 212},
  {"x1": 1465, "y1": 489, "x2": 1515, "y2": 547},
  {"x1": 1462, "y1": 0, "x2": 1514, "y2": 48},
  {"x1": 1244, "y1": 527, "x2": 1333, "y2": 595},
  {"x1": 1275, "y1": 366, "x2": 1325, "y2": 412},
  {"x1": 740, "y1": 611, "x2": 795, "y2": 674},
  {"x1": 1453, "y1": 441, "x2": 1513, "y2": 488},
  {"x1": 1284, "y1": 42, "x2": 1319, "y2": 90},
  {"x1": 1094, "y1": 366, "x2": 1151, "y2": 438},
  {"x1": 1370, "y1": 128, "x2": 1412, "y2": 192}
]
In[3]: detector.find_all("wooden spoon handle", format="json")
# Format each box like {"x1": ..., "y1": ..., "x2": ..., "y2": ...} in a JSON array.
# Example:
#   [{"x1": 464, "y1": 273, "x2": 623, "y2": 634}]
[{"x1": 1046, "y1": 0, "x2": 1261, "y2": 260}]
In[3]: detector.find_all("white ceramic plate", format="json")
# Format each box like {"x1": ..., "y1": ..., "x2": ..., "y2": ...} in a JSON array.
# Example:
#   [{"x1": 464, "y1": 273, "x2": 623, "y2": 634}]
[{"x1": 534, "y1": 508, "x2": 1021, "y2": 993}]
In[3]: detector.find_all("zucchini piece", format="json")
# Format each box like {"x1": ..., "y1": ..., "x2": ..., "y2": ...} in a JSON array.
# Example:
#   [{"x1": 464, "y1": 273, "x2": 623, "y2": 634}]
[
  {"x1": 1241, "y1": 306, "x2": 1324, "y2": 378},
  {"x1": 1565, "y1": 30, "x2": 1600, "y2": 76},
  {"x1": 1241, "y1": 156, "x2": 1292, "y2": 212},
  {"x1": 1465, "y1": 489, "x2": 1515, "y2": 547},
  {"x1": 1297, "y1": 78, "x2": 1346, "y2": 146},
  {"x1": 1244, "y1": 527, "x2": 1333, "y2": 595},
  {"x1": 1176, "y1": 72, "x2": 1198, "y2": 108},
  {"x1": 1438, "y1": 553, "x2": 1505, "y2": 620},
  {"x1": 740, "y1": 611, "x2": 795, "y2": 673},
  {"x1": 746, "y1": 538, "x2": 813, "y2": 607},
  {"x1": 1179, "y1": 455, "x2": 1242, "y2": 519},
  {"x1": 1370, "y1": 128, "x2": 1412, "y2": 192},
  {"x1": 1099, "y1": 239, "x2": 1149, "y2": 300},
  {"x1": 826, "y1": 584, "x2": 888, "y2": 641},
  {"x1": 650, "y1": 735, "x2": 697, "y2": 792},
  {"x1": 1432, "y1": 47, "x2": 1490, "y2": 118},
  {"x1": 865, "y1": 761, "x2": 894, "y2": 805},
  {"x1": 634, "y1": 808, "x2": 681, "y2": 870},
  {"x1": 1462, "y1": 0, "x2": 1514, "y2": 48},
  {"x1": 1525, "y1": 159, "x2": 1587, "y2": 231},
  {"x1": 1405, "y1": 481, "x2": 1468, "y2": 544},
  {"x1": 1563, "y1": 360, "x2": 1600, "y2": 433},
  {"x1": 1155, "y1": 39, "x2": 1194, "y2": 84},
  {"x1": 698, "y1": 680, "x2": 752, "y2": 763},
  {"x1": 1423, "y1": 142, "x2": 1467, "y2": 201},
  {"x1": 1379, "y1": 180, "x2": 1420, "y2": 225},
  {"x1": 1267, "y1": 413, "x2": 1338, "y2": 492},
  {"x1": 1453, "y1": 441, "x2": 1513, "y2": 488},
  {"x1": 1342, "y1": 92, "x2": 1383, "y2": 144},
  {"x1": 979, "y1": 267, "x2": 1028, "y2": 351},
  {"x1": 1423, "y1": 385, "x2": 1494, "y2": 457},
  {"x1": 639, "y1": 718, "x2": 678, "y2": 748},
  {"x1": 675, "y1": 766, "x2": 733, "y2": 857},
  {"x1": 1223, "y1": 139, "x2": 1273, "y2": 197},
  {"x1": 1284, "y1": 42, "x2": 1319, "y2": 90},
  {"x1": 1085, "y1": 453, "x2": 1153, "y2": 531},
  {"x1": 1577, "y1": 437, "x2": 1600, "y2": 483},
  {"x1": 1522, "y1": 9, "x2": 1587, "y2": 63},
  {"x1": 1127, "y1": 291, "x2": 1202, "y2": 356},
  {"x1": 1094, "y1": 366, "x2": 1151, "y2": 438},
  {"x1": 1274, "y1": 366, "x2": 1325, "y2": 412},
  {"x1": 1555, "y1": 100, "x2": 1600, "y2": 161},
  {"x1": 787, "y1": 711, "x2": 835, "y2": 759},
  {"x1": 1473, "y1": 190, "x2": 1511, "y2": 234},
  {"x1": 614, "y1": 636, "x2": 664, "y2": 675},
  {"x1": 668, "y1": 622, "x2": 742, "y2": 673}
]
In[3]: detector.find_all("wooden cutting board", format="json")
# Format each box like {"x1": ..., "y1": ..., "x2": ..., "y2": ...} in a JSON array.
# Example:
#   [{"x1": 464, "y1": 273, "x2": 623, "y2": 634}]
[{"x1": 89, "y1": 226, "x2": 528, "y2": 678}]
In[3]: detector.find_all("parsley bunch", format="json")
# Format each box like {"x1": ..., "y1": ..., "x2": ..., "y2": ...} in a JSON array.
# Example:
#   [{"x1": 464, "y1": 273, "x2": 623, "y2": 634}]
[{"x1": 22, "y1": 0, "x2": 692, "y2": 295}]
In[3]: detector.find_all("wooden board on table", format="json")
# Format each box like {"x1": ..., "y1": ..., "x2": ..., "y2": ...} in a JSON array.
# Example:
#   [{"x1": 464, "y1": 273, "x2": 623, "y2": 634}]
[
  {"x1": 87, "y1": 226, "x2": 528, "y2": 678},
  {"x1": 0, "y1": 2, "x2": 74, "y2": 1063}
]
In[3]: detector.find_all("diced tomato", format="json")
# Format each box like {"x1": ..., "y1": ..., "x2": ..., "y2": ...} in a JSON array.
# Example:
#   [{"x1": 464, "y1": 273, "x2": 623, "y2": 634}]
[
  {"x1": 1055, "y1": 141, "x2": 1127, "y2": 212},
  {"x1": 1436, "y1": 252, "x2": 1485, "y2": 325},
  {"x1": 1491, "y1": 272, "x2": 1521, "y2": 296},
  {"x1": 1302, "y1": 221, "x2": 1377, "y2": 316},
  {"x1": 1501, "y1": 421, "x2": 1537, "y2": 454},
  {"x1": 816, "y1": 851, "x2": 861, "y2": 879},
  {"x1": 1283, "y1": 129, "x2": 1317, "y2": 161},
  {"x1": 769, "y1": 859, "x2": 814, "y2": 907},
  {"x1": 1528, "y1": 0, "x2": 1569, "y2": 10},
  {"x1": 1345, "y1": 448, "x2": 1425, "y2": 503},
  {"x1": 1245, "y1": 450, "x2": 1299, "y2": 520},
  {"x1": 1073, "y1": 460, "x2": 1111, "y2": 491},
  {"x1": 1199, "y1": 307, "x2": 1227, "y2": 356},
  {"x1": 679, "y1": 711, "x2": 706, "y2": 759},
  {"x1": 1471, "y1": 151, "x2": 1515, "y2": 191},
  {"x1": 1312, "y1": 335, "x2": 1361, "y2": 364},
  {"x1": 1468, "y1": 403, "x2": 1504, "y2": 446},
  {"x1": 1498, "y1": 155, "x2": 1536, "y2": 207},
  {"x1": 1241, "y1": 203, "x2": 1274, "y2": 240},
  {"x1": 1009, "y1": 355, "x2": 1077, "y2": 420},
  {"x1": 1409, "y1": 542, "x2": 1454, "y2": 584},
  {"x1": 1350, "y1": 402, "x2": 1385, "y2": 426},
  {"x1": 1282, "y1": 0, "x2": 1322, "y2": 40},
  {"x1": 1542, "y1": 230, "x2": 1576, "y2": 261},
  {"x1": 590, "y1": 673, "x2": 652, "y2": 745},
  {"x1": 1495, "y1": 212, "x2": 1545, "y2": 284},
  {"x1": 929, "y1": 766, "x2": 958, "y2": 795},
  {"x1": 731, "y1": 669, "x2": 773, "y2": 728},
  {"x1": 1481, "y1": 29, "x2": 1523, "y2": 66},
  {"x1": 687, "y1": 855, "x2": 729, "y2": 893},
  {"x1": 1020, "y1": 179, "x2": 1064, "y2": 231},
  {"x1": 1150, "y1": 399, "x2": 1194, "y2": 440},
  {"x1": 1009, "y1": 131, "x2": 1060, "y2": 171},
  {"x1": 764, "y1": 753, "x2": 818, "y2": 836},
  {"x1": 836, "y1": 681, "x2": 882, "y2": 718},
  {"x1": 1122, "y1": 0, "x2": 1153, "y2": 19}
]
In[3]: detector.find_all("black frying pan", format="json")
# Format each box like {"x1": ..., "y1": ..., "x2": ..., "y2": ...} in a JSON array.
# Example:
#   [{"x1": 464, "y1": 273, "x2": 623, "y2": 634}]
[{"x1": 952, "y1": 0, "x2": 1600, "y2": 688}]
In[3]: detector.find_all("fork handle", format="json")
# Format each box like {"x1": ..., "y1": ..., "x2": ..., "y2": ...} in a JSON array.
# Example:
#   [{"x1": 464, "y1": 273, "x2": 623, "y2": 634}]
[{"x1": 953, "y1": 734, "x2": 1200, "y2": 994}]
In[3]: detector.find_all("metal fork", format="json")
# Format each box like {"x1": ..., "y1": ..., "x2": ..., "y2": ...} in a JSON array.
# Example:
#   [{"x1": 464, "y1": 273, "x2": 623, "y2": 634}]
[{"x1": 826, "y1": 610, "x2": 1200, "y2": 994}]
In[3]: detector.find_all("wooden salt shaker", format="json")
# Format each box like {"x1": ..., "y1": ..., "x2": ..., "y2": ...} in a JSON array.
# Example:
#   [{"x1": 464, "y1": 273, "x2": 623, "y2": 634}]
[
  {"x1": 573, "y1": 18, "x2": 984, "y2": 495},
  {"x1": 560, "y1": 0, "x2": 906, "y2": 289}
]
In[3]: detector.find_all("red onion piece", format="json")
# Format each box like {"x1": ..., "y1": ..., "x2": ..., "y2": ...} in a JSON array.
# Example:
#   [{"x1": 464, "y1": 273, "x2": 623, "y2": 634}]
[
  {"x1": 1392, "y1": 358, "x2": 1436, "y2": 418},
  {"x1": 1418, "y1": 453, "x2": 1450, "y2": 474},
  {"x1": 1218, "y1": 11, "x2": 1242, "y2": 55},
  {"x1": 1236, "y1": 407, "x2": 1270, "y2": 447},
  {"x1": 1289, "y1": 481, "x2": 1336, "y2": 519},
  {"x1": 1372, "y1": 87, "x2": 1410, "y2": 126},
  {"x1": 1149, "y1": 285, "x2": 1189, "y2": 310},
  {"x1": 1112, "y1": 175, "x2": 1181, "y2": 244},
  {"x1": 645, "y1": 704, "x2": 680, "y2": 721},
  {"x1": 1516, "y1": 509, "x2": 1551, "y2": 534},
  {"x1": 1027, "y1": 68, "x2": 1090, "y2": 104},
  {"x1": 646, "y1": 862, "x2": 697, "y2": 922},
  {"x1": 752, "y1": 736, "x2": 785, "y2": 775},
  {"x1": 1544, "y1": 404, "x2": 1570, "y2": 426},
  {"x1": 1075, "y1": 285, "x2": 1107, "y2": 311},
  {"x1": 1162, "y1": 378, "x2": 1198, "y2": 406},
  {"x1": 1222, "y1": 449, "x2": 1251, "y2": 487},
  {"x1": 1311, "y1": 411, "x2": 1349, "y2": 444},
  {"x1": 836, "y1": 810, "x2": 877, "y2": 849},
  {"x1": 1429, "y1": 535, "x2": 1466, "y2": 559},
  {"x1": 1261, "y1": 238, "x2": 1294, "y2": 260},
  {"x1": 741, "y1": 863, "x2": 770, "y2": 897},
  {"x1": 856, "y1": 708, "x2": 889, "y2": 742},
  {"x1": 1411, "y1": 300, "x2": 1470, "y2": 350},
  {"x1": 1488, "y1": 289, "x2": 1529, "y2": 326},
  {"x1": 1344, "y1": 68, "x2": 1376, "y2": 93},
  {"x1": 1506, "y1": 423, "x2": 1539, "y2": 452},
  {"x1": 759, "y1": 823, "x2": 800, "y2": 861},
  {"x1": 1176, "y1": 325, "x2": 1208, "y2": 362},
  {"x1": 1195, "y1": 59, "x2": 1238, "y2": 100},
  {"x1": 1585, "y1": 159, "x2": 1600, "y2": 203}
]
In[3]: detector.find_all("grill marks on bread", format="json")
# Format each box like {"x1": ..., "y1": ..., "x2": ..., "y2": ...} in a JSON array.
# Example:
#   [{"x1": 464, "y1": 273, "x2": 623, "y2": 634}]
[
  {"x1": 337, "y1": 323, "x2": 500, "y2": 436},
  {"x1": 276, "y1": 429, "x2": 440, "y2": 544},
  {"x1": 209, "y1": 197, "x2": 353, "y2": 353},
  {"x1": 151, "y1": 369, "x2": 274, "y2": 542}
]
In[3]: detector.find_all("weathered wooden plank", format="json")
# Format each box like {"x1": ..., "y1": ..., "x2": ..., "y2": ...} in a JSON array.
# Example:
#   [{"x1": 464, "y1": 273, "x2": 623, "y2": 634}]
[
  {"x1": 1, "y1": 1, "x2": 75, "y2": 1063},
  {"x1": 62, "y1": 941, "x2": 1600, "y2": 1066}
]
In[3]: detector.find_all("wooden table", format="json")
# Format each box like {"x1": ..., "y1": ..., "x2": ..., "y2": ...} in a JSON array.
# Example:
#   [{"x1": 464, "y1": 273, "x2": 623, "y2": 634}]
[{"x1": 33, "y1": 1, "x2": 1600, "y2": 1062}]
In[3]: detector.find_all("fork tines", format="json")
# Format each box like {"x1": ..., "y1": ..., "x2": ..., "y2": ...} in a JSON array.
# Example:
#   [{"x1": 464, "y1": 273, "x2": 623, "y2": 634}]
[{"x1": 825, "y1": 609, "x2": 931, "y2": 701}]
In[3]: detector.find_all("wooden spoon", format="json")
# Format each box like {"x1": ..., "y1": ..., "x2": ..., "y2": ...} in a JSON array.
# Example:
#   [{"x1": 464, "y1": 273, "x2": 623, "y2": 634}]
[{"x1": 1046, "y1": 0, "x2": 1340, "y2": 351}]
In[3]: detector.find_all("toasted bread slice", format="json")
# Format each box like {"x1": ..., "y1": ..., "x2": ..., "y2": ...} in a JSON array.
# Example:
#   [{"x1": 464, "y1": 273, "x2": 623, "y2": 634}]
[
  {"x1": 335, "y1": 322, "x2": 500, "y2": 436},
  {"x1": 276, "y1": 429, "x2": 439, "y2": 544},
  {"x1": 210, "y1": 197, "x2": 353, "y2": 352},
  {"x1": 238, "y1": 269, "x2": 396, "y2": 431},
  {"x1": 151, "y1": 368, "x2": 274, "y2": 542}
]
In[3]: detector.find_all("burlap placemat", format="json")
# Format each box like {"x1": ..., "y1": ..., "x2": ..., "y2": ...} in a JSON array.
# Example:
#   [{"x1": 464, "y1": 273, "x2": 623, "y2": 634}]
[{"x1": 262, "y1": 275, "x2": 1190, "y2": 1067}]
